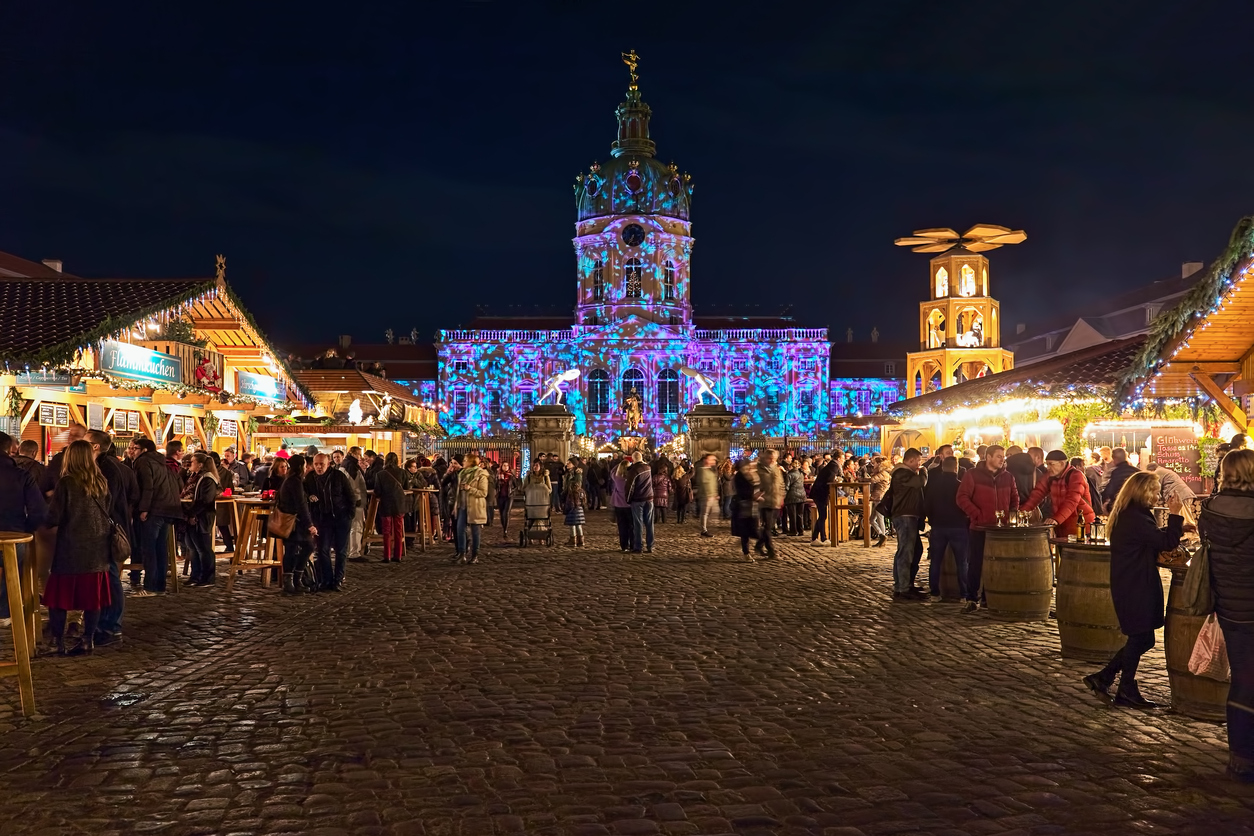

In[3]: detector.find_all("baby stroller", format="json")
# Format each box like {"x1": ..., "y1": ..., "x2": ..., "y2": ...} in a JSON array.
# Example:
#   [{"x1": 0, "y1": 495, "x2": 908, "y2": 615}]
[{"x1": 520, "y1": 477, "x2": 555, "y2": 547}]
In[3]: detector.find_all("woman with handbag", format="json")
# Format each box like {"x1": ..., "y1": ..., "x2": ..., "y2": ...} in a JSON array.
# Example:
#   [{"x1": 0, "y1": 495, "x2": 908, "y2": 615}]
[
  {"x1": 452, "y1": 452, "x2": 490, "y2": 564},
  {"x1": 184, "y1": 453, "x2": 221, "y2": 587},
  {"x1": 1082, "y1": 471, "x2": 1184, "y2": 708},
  {"x1": 275, "y1": 454, "x2": 317, "y2": 595},
  {"x1": 44, "y1": 440, "x2": 113, "y2": 655},
  {"x1": 1202, "y1": 448, "x2": 1254, "y2": 781}
]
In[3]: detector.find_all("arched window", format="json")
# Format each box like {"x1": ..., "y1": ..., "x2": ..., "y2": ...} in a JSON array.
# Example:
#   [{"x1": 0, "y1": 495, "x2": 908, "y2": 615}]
[
  {"x1": 657, "y1": 369, "x2": 679, "y2": 415},
  {"x1": 624, "y1": 258, "x2": 643, "y2": 298},
  {"x1": 662, "y1": 260, "x2": 676, "y2": 301},
  {"x1": 935, "y1": 266, "x2": 949, "y2": 297},
  {"x1": 592, "y1": 260, "x2": 604, "y2": 301},
  {"x1": 622, "y1": 368, "x2": 645, "y2": 408},
  {"x1": 587, "y1": 369, "x2": 611, "y2": 414},
  {"x1": 959, "y1": 263, "x2": 976, "y2": 297}
]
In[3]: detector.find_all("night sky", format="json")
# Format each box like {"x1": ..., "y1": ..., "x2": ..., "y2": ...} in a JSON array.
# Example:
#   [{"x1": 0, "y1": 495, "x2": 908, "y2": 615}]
[{"x1": 4, "y1": 3, "x2": 1254, "y2": 348}]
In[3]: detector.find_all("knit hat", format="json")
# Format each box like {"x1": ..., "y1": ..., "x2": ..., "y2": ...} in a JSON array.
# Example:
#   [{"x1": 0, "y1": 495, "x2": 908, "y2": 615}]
[{"x1": 1045, "y1": 450, "x2": 1068, "y2": 463}]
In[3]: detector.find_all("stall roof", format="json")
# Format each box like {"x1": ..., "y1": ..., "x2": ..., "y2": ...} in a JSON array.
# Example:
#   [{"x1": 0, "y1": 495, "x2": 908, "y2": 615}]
[
  {"x1": 889, "y1": 336, "x2": 1147, "y2": 417},
  {"x1": 293, "y1": 368, "x2": 425, "y2": 406},
  {"x1": 1116, "y1": 216, "x2": 1254, "y2": 423}
]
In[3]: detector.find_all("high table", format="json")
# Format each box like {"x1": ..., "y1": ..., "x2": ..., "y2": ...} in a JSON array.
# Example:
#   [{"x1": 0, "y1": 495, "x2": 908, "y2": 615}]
[
  {"x1": 226, "y1": 497, "x2": 282, "y2": 590},
  {"x1": 1051, "y1": 538, "x2": 1123, "y2": 661},
  {"x1": 977, "y1": 524, "x2": 1054, "y2": 622}
]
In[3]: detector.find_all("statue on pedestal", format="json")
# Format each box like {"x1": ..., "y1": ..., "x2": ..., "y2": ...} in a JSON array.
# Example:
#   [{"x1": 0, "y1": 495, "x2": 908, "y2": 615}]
[
  {"x1": 679, "y1": 365, "x2": 722, "y2": 406},
  {"x1": 623, "y1": 387, "x2": 643, "y2": 432},
  {"x1": 540, "y1": 368, "x2": 581, "y2": 405}
]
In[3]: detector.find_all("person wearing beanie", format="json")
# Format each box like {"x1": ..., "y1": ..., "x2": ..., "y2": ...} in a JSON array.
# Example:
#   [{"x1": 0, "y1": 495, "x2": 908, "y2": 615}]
[{"x1": 1022, "y1": 449, "x2": 1096, "y2": 538}]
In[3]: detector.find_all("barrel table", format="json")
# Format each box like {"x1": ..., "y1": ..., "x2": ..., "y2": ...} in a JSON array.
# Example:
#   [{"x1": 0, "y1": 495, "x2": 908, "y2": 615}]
[
  {"x1": 979, "y1": 524, "x2": 1054, "y2": 622},
  {"x1": 1164, "y1": 564, "x2": 1229, "y2": 721},
  {"x1": 1052, "y1": 539, "x2": 1123, "y2": 661}
]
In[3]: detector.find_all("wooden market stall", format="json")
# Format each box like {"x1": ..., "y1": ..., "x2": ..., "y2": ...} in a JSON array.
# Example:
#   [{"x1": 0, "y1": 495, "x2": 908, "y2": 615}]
[{"x1": 0, "y1": 259, "x2": 308, "y2": 458}]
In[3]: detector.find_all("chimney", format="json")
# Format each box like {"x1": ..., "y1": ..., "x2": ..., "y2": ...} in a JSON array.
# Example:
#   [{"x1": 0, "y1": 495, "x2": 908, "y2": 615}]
[
  {"x1": 338, "y1": 334, "x2": 352, "y2": 348},
  {"x1": 1182, "y1": 261, "x2": 1203, "y2": 279},
  {"x1": 1016, "y1": 323, "x2": 1026, "y2": 335},
  {"x1": 41, "y1": 259, "x2": 63, "y2": 273}
]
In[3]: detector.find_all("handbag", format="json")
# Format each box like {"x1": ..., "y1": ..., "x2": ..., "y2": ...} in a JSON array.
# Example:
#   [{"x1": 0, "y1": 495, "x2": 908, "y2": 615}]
[
  {"x1": 268, "y1": 507, "x2": 297, "y2": 540},
  {"x1": 875, "y1": 486, "x2": 894, "y2": 519},
  {"x1": 1189, "y1": 613, "x2": 1231, "y2": 681},
  {"x1": 92, "y1": 496, "x2": 132, "y2": 563},
  {"x1": 1180, "y1": 540, "x2": 1215, "y2": 617}
]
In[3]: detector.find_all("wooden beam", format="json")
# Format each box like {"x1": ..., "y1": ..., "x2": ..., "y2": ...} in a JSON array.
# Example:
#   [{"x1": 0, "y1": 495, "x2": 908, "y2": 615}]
[
  {"x1": 215, "y1": 346, "x2": 265, "y2": 359},
  {"x1": 189, "y1": 317, "x2": 242, "y2": 330},
  {"x1": 19, "y1": 398, "x2": 41, "y2": 432},
  {"x1": 1162, "y1": 361, "x2": 1242, "y2": 375},
  {"x1": 1191, "y1": 372, "x2": 1248, "y2": 432}
]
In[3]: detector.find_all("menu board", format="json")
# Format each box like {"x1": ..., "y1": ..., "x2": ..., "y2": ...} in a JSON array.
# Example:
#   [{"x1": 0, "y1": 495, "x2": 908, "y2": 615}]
[
  {"x1": 1152, "y1": 426, "x2": 1202, "y2": 492},
  {"x1": 127, "y1": 411, "x2": 140, "y2": 432},
  {"x1": 87, "y1": 403, "x2": 104, "y2": 431},
  {"x1": 54, "y1": 405, "x2": 69, "y2": 427},
  {"x1": 172, "y1": 416, "x2": 185, "y2": 435},
  {"x1": 114, "y1": 411, "x2": 128, "y2": 433},
  {"x1": 38, "y1": 404, "x2": 55, "y2": 426},
  {"x1": 218, "y1": 418, "x2": 238, "y2": 438}
]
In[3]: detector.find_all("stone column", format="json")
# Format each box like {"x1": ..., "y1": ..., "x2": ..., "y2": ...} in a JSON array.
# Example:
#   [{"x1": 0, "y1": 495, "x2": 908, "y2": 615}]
[
  {"x1": 525, "y1": 405, "x2": 575, "y2": 465},
  {"x1": 686, "y1": 404, "x2": 734, "y2": 463}
]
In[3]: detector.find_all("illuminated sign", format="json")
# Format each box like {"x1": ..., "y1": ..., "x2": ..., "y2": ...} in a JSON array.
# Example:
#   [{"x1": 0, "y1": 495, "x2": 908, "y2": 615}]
[
  {"x1": 99, "y1": 340, "x2": 181, "y2": 385},
  {"x1": 237, "y1": 371, "x2": 281, "y2": 401}
]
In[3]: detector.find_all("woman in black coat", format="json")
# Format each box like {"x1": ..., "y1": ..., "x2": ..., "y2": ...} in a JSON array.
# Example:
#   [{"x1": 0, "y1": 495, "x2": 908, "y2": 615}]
[
  {"x1": 184, "y1": 453, "x2": 222, "y2": 587},
  {"x1": 1082, "y1": 471, "x2": 1184, "y2": 708},
  {"x1": 731, "y1": 459, "x2": 759, "y2": 559},
  {"x1": 1202, "y1": 448, "x2": 1254, "y2": 781},
  {"x1": 375, "y1": 453, "x2": 409, "y2": 562},
  {"x1": 276, "y1": 455, "x2": 317, "y2": 594}
]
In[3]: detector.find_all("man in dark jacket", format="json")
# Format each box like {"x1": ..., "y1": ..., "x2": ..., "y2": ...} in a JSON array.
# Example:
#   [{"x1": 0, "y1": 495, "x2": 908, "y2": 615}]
[
  {"x1": 0, "y1": 432, "x2": 47, "y2": 627},
  {"x1": 922, "y1": 457, "x2": 969, "y2": 602},
  {"x1": 809, "y1": 456, "x2": 840, "y2": 546},
  {"x1": 88, "y1": 430, "x2": 136, "y2": 643},
  {"x1": 133, "y1": 437, "x2": 183, "y2": 594},
  {"x1": 363, "y1": 451, "x2": 384, "y2": 491},
  {"x1": 1101, "y1": 447, "x2": 1140, "y2": 512},
  {"x1": 1005, "y1": 446, "x2": 1037, "y2": 504},
  {"x1": 221, "y1": 447, "x2": 251, "y2": 489},
  {"x1": 625, "y1": 452, "x2": 654, "y2": 553},
  {"x1": 14, "y1": 440, "x2": 45, "y2": 486},
  {"x1": 889, "y1": 448, "x2": 927, "y2": 600},
  {"x1": 307, "y1": 454, "x2": 355, "y2": 590},
  {"x1": 545, "y1": 453, "x2": 565, "y2": 511},
  {"x1": 1023, "y1": 450, "x2": 1096, "y2": 539}
]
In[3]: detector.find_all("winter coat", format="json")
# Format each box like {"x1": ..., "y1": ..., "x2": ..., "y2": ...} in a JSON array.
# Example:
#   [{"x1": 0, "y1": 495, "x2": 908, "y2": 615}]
[
  {"x1": 276, "y1": 472, "x2": 314, "y2": 545},
  {"x1": 652, "y1": 470, "x2": 671, "y2": 507},
  {"x1": 1154, "y1": 467, "x2": 1196, "y2": 506},
  {"x1": 524, "y1": 471, "x2": 551, "y2": 509},
  {"x1": 923, "y1": 470, "x2": 969, "y2": 529},
  {"x1": 758, "y1": 462, "x2": 785, "y2": 509},
  {"x1": 731, "y1": 467, "x2": 758, "y2": 538},
  {"x1": 1022, "y1": 466, "x2": 1095, "y2": 536},
  {"x1": 784, "y1": 468, "x2": 806, "y2": 504},
  {"x1": 222, "y1": 459, "x2": 251, "y2": 489},
  {"x1": 673, "y1": 470, "x2": 694, "y2": 507},
  {"x1": 563, "y1": 467, "x2": 586, "y2": 525},
  {"x1": 1109, "y1": 505, "x2": 1183, "y2": 635},
  {"x1": 46, "y1": 475, "x2": 112, "y2": 575},
  {"x1": 888, "y1": 464, "x2": 927, "y2": 518},
  {"x1": 809, "y1": 461, "x2": 839, "y2": 504},
  {"x1": 185, "y1": 471, "x2": 222, "y2": 534},
  {"x1": 453, "y1": 465, "x2": 490, "y2": 525},
  {"x1": 364, "y1": 458, "x2": 385, "y2": 491},
  {"x1": 868, "y1": 464, "x2": 890, "y2": 503},
  {"x1": 96, "y1": 453, "x2": 136, "y2": 541},
  {"x1": 374, "y1": 467, "x2": 408, "y2": 518},
  {"x1": 626, "y1": 462, "x2": 653, "y2": 503},
  {"x1": 1101, "y1": 461, "x2": 1141, "y2": 510},
  {"x1": 12, "y1": 454, "x2": 45, "y2": 489},
  {"x1": 1005, "y1": 452, "x2": 1037, "y2": 503},
  {"x1": 0, "y1": 454, "x2": 46, "y2": 534},
  {"x1": 955, "y1": 465, "x2": 1019, "y2": 529},
  {"x1": 497, "y1": 473, "x2": 521, "y2": 503},
  {"x1": 306, "y1": 467, "x2": 356, "y2": 523},
  {"x1": 610, "y1": 465, "x2": 629, "y2": 508},
  {"x1": 1202, "y1": 490, "x2": 1254, "y2": 624},
  {"x1": 695, "y1": 465, "x2": 718, "y2": 503},
  {"x1": 135, "y1": 450, "x2": 183, "y2": 519}
]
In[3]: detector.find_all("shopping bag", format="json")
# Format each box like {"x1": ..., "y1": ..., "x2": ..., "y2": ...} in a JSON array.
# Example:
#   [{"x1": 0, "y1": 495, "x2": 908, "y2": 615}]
[{"x1": 1188, "y1": 613, "x2": 1231, "y2": 682}]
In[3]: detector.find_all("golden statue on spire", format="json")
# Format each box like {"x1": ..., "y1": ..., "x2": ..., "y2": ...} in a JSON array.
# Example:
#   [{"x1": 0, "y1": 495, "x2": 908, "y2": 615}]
[
  {"x1": 215, "y1": 254, "x2": 226, "y2": 282},
  {"x1": 621, "y1": 50, "x2": 640, "y2": 91}
]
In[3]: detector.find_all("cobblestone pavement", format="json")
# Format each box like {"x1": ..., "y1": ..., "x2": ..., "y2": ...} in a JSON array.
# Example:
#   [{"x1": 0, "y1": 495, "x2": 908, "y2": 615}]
[{"x1": 1, "y1": 511, "x2": 1252, "y2": 836}]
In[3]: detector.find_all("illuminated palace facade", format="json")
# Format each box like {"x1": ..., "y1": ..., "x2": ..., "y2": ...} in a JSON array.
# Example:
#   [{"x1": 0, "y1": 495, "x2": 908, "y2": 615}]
[{"x1": 436, "y1": 73, "x2": 832, "y2": 447}]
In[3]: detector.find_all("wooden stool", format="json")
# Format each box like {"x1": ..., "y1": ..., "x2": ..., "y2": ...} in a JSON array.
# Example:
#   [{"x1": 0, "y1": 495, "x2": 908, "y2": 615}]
[
  {"x1": 226, "y1": 507, "x2": 283, "y2": 591},
  {"x1": 363, "y1": 494, "x2": 382, "y2": 555},
  {"x1": 0, "y1": 532, "x2": 36, "y2": 716}
]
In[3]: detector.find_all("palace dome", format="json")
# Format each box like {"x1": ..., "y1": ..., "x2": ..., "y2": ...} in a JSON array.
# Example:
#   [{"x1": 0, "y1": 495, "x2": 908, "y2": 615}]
[{"x1": 575, "y1": 87, "x2": 692, "y2": 222}]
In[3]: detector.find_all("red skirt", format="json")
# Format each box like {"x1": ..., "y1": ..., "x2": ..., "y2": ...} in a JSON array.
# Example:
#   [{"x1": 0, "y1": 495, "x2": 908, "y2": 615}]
[{"x1": 43, "y1": 572, "x2": 111, "y2": 611}]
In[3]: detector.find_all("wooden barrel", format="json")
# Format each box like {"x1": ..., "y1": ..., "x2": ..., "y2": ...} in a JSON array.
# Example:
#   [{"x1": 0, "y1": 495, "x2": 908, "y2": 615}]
[
  {"x1": 1055, "y1": 541, "x2": 1123, "y2": 661},
  {"x1": 940, "y1": 545, "x2": 962, "y2": 602},
  {"x1": 981, "y1": 526, "x2": 1054, "y2": 622},
  {"x1": 1165, "y1": 567, "x2": 1229, "y2": 721}
]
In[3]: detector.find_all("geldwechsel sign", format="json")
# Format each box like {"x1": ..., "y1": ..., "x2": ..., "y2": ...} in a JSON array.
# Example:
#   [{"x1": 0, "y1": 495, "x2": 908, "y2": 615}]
[
  {"x1": 236, "y1": 371, "x2": 281, "y2": 401},
  {"x1": 99, "y1": 340, "x2": 182, "y2": 385}
]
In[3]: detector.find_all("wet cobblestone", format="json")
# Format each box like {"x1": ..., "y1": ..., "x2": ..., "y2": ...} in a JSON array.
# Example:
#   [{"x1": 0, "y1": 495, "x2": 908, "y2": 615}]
[{"x1": 0, "y1": 512, "x2": 1252, "y2": 834}]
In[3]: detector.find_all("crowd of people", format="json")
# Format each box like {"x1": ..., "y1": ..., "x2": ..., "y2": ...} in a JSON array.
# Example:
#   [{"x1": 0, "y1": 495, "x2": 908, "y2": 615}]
[{"x1": 5, "y1": 426, "x2": 1254, "y2": 779}]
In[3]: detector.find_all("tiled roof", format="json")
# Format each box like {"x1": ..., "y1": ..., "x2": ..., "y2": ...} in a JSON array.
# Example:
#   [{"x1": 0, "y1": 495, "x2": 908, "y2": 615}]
[
  {"x1": 890, "y1": 335, "x2": 1147, "y2": 416},
  {"x1": 0, "y1": 277, "x2": 215, "y2": 365},
  {"x1": 0, "y1": 251, "x2": 74, "y2": 278},
  {"x1": 292, "y1": 369, "x2": 424, "y2": 405}
]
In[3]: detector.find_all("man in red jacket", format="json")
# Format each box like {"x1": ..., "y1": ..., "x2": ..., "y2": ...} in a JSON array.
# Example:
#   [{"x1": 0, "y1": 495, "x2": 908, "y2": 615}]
[
  {"x1": 1022, "y1": 449, "x2": 1096, "y2": 539},
  {"x1": 956, "y1": 445, "x2": 1019, "y2": 613}
]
